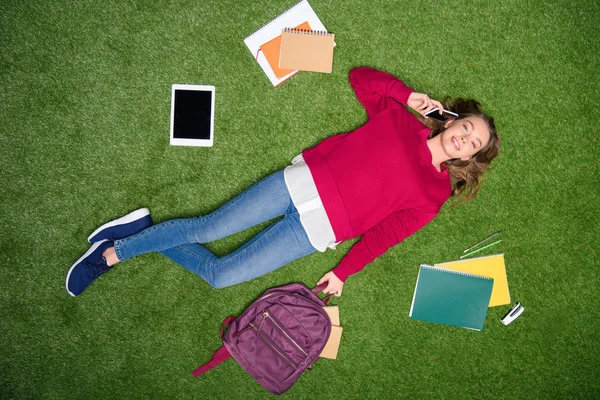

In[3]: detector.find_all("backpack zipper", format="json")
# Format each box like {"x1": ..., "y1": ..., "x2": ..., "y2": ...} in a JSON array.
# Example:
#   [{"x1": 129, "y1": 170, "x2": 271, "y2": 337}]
[
  {"x1": 233, "y1": 312, "x2": 267, "y2": 338},
  {"x1": 263, "y1": 311, "x2": 308, "y2": 357},
  {"x1": 249, "y1": 322, "x2": 298, "y2": 370},
  {"x1": 257, "y1": 291, "x2": 330, "y2": 323},
  {"x1": 258, "y1": 292, "x2": 323, "y2": 310}
]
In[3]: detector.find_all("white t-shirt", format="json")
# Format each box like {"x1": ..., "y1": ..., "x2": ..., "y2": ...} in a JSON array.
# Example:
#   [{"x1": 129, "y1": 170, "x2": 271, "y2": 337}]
[{"x1": 283, "y1": 154, "x2": 338, "y2": 252}]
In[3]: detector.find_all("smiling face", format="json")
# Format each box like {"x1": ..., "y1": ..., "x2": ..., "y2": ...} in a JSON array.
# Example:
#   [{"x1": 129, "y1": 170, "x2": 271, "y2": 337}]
[{"x1": 440, "y1": 116, "x2": 492, "y2": 161}]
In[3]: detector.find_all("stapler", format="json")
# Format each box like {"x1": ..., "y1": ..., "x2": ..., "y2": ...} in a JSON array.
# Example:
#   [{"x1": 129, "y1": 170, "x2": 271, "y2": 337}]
[{"x1": 501, "y1": 301, "x2": 524, "y2": 325}]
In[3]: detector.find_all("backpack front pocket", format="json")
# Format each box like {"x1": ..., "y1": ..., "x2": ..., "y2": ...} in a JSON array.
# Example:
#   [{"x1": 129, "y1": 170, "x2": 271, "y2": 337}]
[
  {"x1": 250, "y1": 322, "x2": 298, "y2": 371},
  {"x1": 234, "y1": 314, "x2": 297, "y2": 383},
  {"x1": 263, "y1": 310, "x2": 309, "y2": 361}
]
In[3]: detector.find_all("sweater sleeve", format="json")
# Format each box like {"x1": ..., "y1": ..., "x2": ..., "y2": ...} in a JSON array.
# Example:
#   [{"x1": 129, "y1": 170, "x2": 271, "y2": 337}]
[
  {"x1": 349, "y1": 67, "x2": 415, "y2": 119},
  {"x1": 331, "y1": 208, "x2": 439, "y2": 282}
]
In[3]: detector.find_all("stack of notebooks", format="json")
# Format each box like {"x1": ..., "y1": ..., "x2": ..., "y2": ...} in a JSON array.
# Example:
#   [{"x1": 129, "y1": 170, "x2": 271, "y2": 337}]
[
  {"x1": 244, "y1": 0, "x2": 335, "y2": 86},
  {"x1": 409, "y1": 254, "x2": 510, "y2": 331},
  {"x1": 320, "y1": 305, "x2": 343, "y2": 359}
]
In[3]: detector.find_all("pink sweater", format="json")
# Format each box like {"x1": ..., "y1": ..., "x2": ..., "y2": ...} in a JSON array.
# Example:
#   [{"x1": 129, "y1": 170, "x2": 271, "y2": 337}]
[{"x1": 302, "y1": 67, "x2": 452, "y2": 282}]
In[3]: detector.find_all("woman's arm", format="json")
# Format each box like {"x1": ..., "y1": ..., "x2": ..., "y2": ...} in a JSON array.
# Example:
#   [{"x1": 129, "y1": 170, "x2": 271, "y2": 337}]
[
  {"x1": 329, "y1": 207, "x2": 439, "y2": 284},
  {"x1": 349, "y1": 67, "x2": 414, "y2": 118},
  {"x1": 349, "y1": 67, "x2": 445, "y2": 119}
]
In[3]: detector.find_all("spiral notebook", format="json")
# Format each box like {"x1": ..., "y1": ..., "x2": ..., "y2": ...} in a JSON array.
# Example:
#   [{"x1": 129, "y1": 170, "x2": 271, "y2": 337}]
[
  {"x1": 409, "y1": 265, "x2": 493, "y2": 331},
  {"x1": 435, "y1": 254, "x2": 510, "y2": 307},
  {"x1": 279, "y1": 28, "x2": 335, "y2": 73},
  {"x1": 260, "y1": 21, "x2": 312, "y2": 79}
]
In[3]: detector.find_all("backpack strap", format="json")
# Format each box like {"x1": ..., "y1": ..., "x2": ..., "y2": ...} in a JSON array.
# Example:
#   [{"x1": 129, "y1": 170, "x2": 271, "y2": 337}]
[
  {"x1": 312, "y1": 283, "x2": 334, "y2": 305},
  {"x1": 192, "y1": 345, "x2": 231, "y2": 377},
  {"x1": 219, "y1": 316, "x2": 236, "y2": 338},
  {"x1": 192, "y1": 316, "x2": 236, "y2": 377}
]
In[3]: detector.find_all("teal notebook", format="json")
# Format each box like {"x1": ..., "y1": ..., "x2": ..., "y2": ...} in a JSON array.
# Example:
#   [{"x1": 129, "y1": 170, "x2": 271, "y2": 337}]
[{"x1": 409, "y1": 265, "x2": 493, "y2": 331}]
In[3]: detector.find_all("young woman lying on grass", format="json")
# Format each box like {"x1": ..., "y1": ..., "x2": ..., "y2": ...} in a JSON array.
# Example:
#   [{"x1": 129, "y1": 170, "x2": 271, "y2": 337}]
[{"x1": 66, "y1": 67, "x2": 500, "y2": 298}]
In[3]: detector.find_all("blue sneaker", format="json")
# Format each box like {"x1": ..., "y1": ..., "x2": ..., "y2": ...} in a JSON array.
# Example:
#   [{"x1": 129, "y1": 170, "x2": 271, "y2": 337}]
[
  {"x1": 87, "y1": 208, "x2": 152, "y2": 243},
  {"x1": 65, "y1": 239, "x2": 114, "y2": 297}
]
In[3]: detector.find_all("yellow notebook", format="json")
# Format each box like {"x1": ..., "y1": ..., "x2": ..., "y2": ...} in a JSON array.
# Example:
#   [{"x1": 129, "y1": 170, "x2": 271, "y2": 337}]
[
  {"x1": 434, "y1": 254, "x2": 510, "y2": 307},
  {"x1": 279, "y1": 28, "x2": 335, "y2": 73}
]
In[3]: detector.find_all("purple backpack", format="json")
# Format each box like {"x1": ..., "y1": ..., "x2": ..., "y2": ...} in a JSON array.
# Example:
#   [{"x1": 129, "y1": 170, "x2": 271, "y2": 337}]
[{"x1": 193, "y1": 283, "x2": 332, "y2": 395}]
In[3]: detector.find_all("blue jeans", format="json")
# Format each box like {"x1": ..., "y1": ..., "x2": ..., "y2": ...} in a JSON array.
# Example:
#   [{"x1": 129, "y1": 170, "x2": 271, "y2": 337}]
[{"x1": 113, "y1": 171, "x2": 317, "y2": 288}]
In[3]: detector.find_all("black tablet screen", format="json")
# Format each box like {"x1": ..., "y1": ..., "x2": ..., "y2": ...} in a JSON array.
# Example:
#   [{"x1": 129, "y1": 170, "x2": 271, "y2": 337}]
[{"x1": 173, "y1": 89, "x2": 213, "y2": 139}]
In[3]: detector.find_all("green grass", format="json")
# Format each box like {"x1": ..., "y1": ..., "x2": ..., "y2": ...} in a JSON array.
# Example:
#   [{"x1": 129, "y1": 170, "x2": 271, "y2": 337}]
[{"x1": 1, "y1": 0, "x2": 599, "y2": 398}]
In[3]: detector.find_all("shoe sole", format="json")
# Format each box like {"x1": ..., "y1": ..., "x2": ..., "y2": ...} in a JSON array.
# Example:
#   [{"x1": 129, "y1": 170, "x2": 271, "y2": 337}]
[
  {"x1": 65, "y1": 239, "x2": 110, "y2": 297},
  {"x1": 87, "y1": 208, "x2": 150, "y2": 243}
]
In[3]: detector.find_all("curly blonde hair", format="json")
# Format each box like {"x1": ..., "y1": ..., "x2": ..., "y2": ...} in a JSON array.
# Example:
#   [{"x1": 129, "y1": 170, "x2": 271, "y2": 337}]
[{"x1": 424, "y1": 98, "x2": 500, "y2": 202}]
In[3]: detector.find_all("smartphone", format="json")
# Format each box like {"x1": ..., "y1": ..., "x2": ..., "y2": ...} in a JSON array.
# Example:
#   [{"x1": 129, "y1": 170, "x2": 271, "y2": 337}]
[{"x1": 424, "y1": 108, "x2": 459, "y2": 122}]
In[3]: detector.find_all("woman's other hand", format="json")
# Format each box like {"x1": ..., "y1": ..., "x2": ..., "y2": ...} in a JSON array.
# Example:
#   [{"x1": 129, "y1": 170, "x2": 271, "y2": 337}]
[
  {"x1": 317, "y1": 271, "x2": 344, "y2": 297},
  {"x1": 407, "y1": 92, "x2": 444, "y2": 118}
]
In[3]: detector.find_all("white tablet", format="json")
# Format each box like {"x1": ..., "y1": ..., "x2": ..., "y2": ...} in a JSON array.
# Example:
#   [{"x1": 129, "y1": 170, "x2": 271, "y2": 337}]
[{"x1": 170, "y1": 84, "x2": 215, "y2": 147}]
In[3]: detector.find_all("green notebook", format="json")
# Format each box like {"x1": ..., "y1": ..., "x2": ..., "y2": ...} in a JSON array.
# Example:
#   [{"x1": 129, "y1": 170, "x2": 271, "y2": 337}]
[{"x1": 409, "y1": 265, "x2": 493, "y2": 331}]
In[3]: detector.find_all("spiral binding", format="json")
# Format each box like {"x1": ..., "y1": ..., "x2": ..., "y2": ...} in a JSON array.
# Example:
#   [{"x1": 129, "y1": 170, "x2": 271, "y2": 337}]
[
  {"x1": 420, "y1": 265, "x2": 493, "y2": 280},
  {"x1": 283, "y1": 27, "x2": 333, "y2": 36}
]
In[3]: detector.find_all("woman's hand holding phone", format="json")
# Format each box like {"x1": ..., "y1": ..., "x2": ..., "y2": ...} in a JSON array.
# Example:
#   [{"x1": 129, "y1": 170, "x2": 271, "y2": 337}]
[{"x1": 407, "y1": 92, "x2": 445, "y2": 118}]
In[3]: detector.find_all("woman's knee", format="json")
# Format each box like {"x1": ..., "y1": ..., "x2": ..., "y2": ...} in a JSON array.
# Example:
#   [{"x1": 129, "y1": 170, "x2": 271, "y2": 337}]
[
  {"x1": 206, "y1": 272, "x2": 233, "y2": 289},
  {"x1": 203, "y1": 258, "x2": 250, "y2": 289}
]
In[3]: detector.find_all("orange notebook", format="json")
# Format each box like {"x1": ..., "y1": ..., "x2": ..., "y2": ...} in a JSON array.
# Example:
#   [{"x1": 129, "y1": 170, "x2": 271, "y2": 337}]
[{"x1": 259, "y1": 21, "x2": 312, "y2": 79}]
